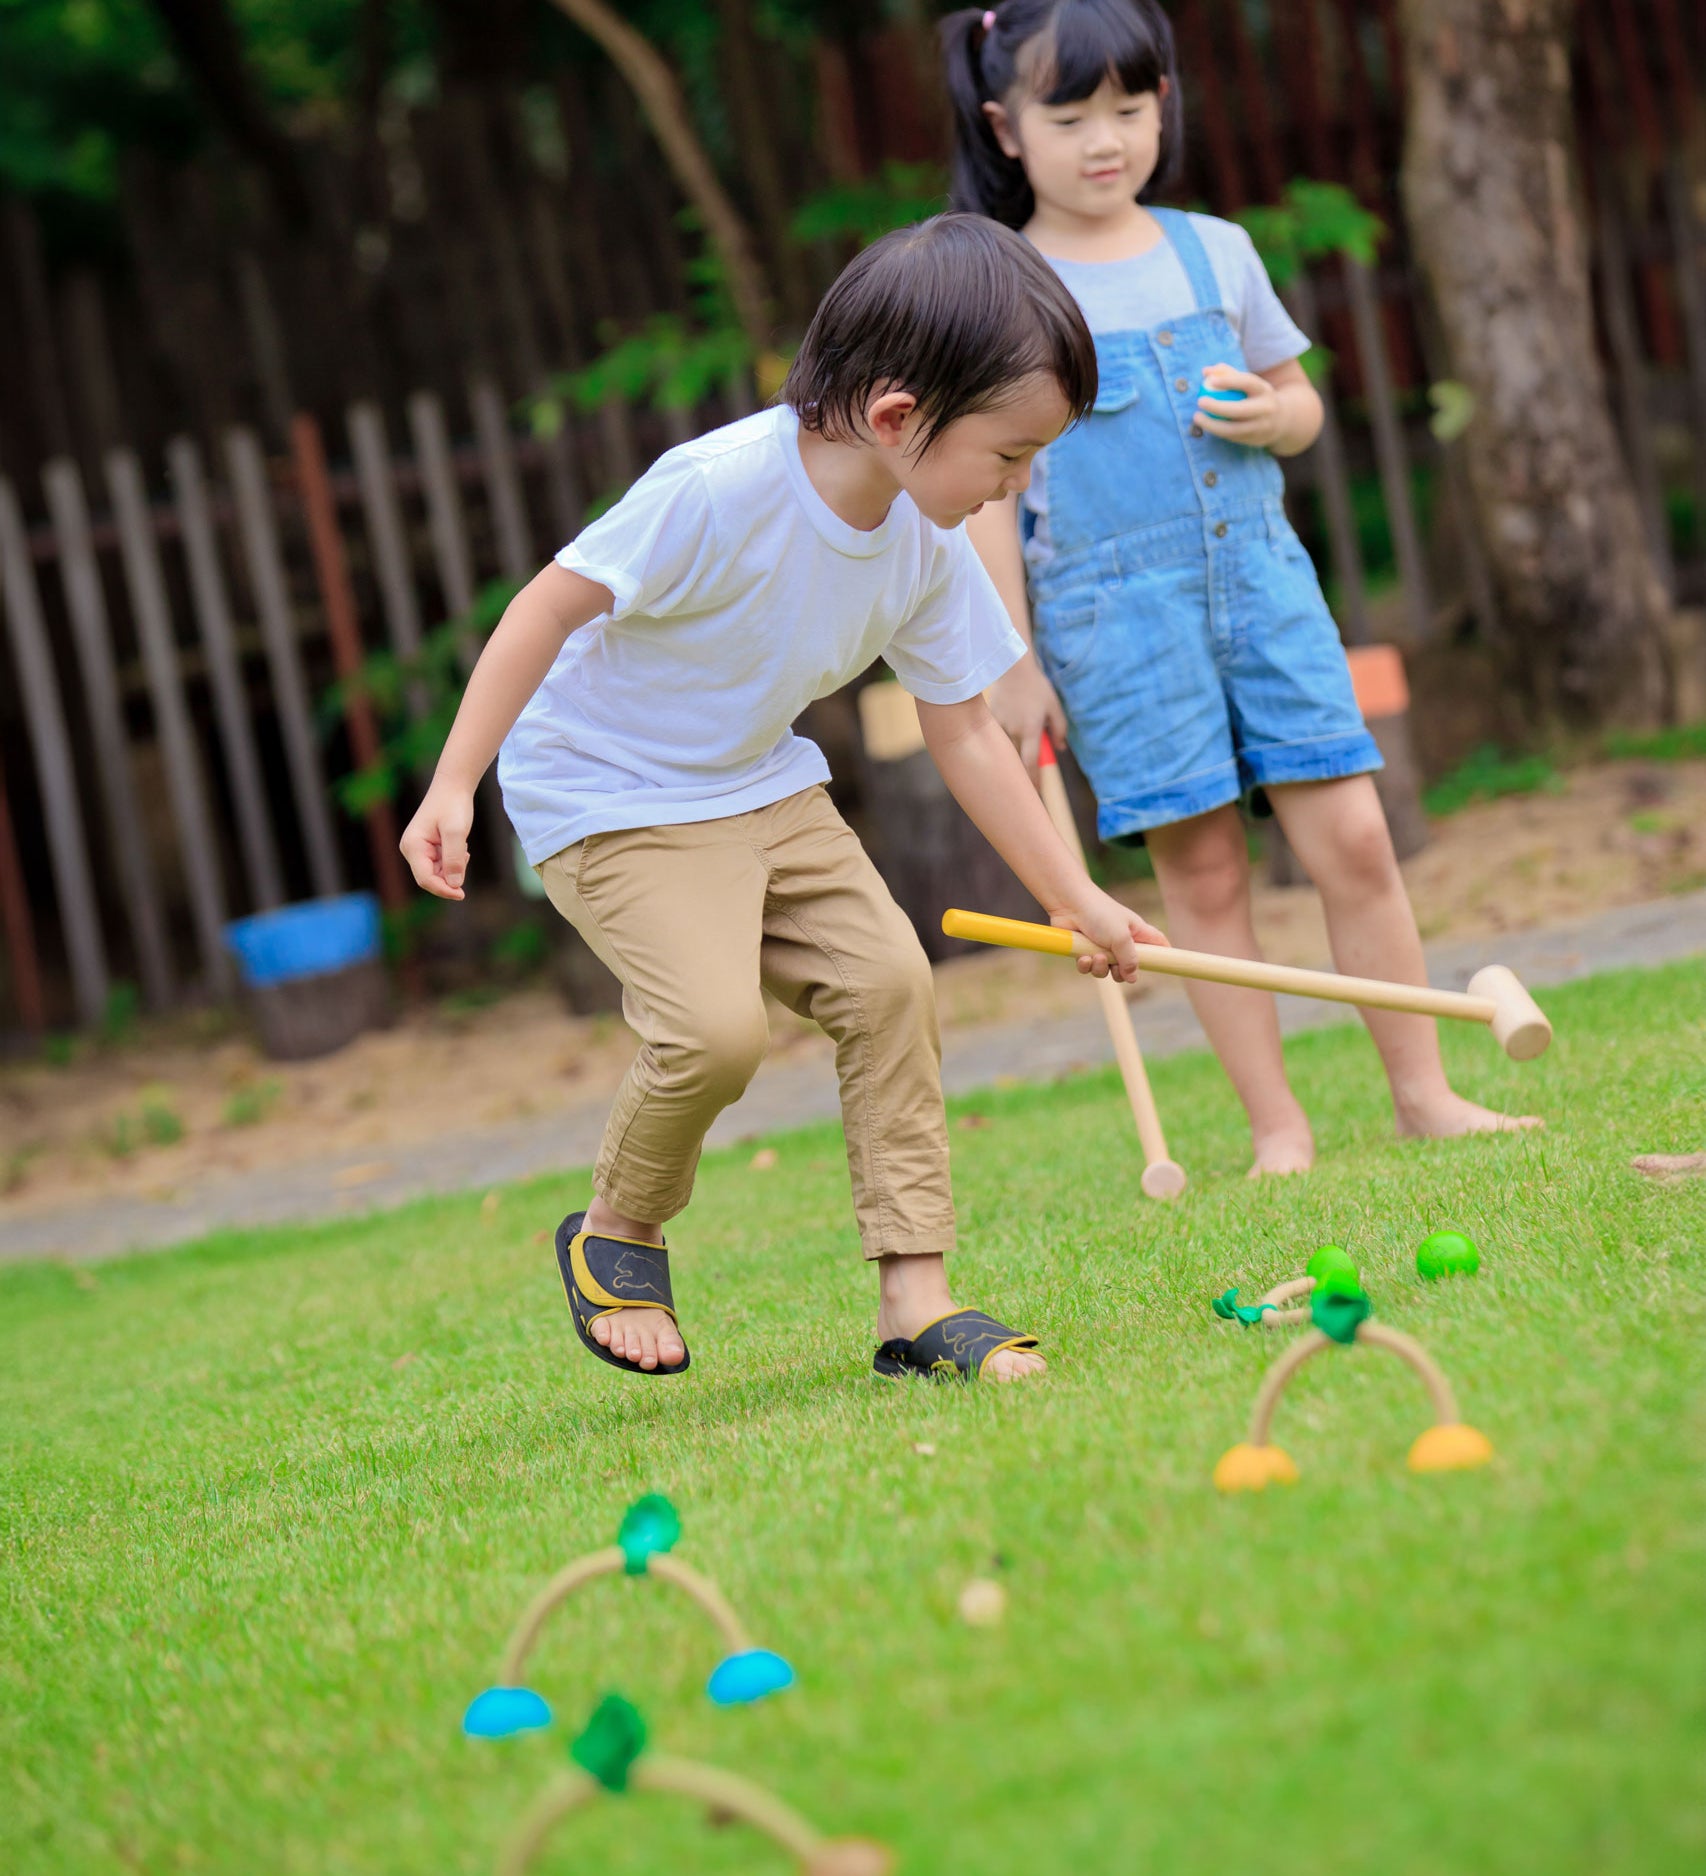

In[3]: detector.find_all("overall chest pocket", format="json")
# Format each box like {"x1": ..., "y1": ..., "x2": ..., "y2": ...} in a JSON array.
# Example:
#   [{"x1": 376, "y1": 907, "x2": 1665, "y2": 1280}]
[{"x1": 1091, "y1": 370, "x2": 1142, "y2": 415}]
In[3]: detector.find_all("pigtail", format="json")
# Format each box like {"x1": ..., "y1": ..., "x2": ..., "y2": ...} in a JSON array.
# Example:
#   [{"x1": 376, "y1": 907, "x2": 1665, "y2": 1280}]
[{"x1": 939, "y1": 8, "x2": 1036, "y2": 229}]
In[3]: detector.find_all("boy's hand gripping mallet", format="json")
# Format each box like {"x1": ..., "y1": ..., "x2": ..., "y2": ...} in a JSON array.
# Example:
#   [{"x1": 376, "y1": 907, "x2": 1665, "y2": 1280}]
[
  {"x1": 1034, "y1": 734, "x2": 1186, "y2": 1199},
  {"x1": 941, "y1": 909, "x2": 1552, "y2": 1061}
]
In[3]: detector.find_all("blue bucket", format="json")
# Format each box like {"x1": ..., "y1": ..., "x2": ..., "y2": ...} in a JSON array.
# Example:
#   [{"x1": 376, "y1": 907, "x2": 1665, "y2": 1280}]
[{"x1": 225, "y1": 893, "x2": 383, "y2": 990}]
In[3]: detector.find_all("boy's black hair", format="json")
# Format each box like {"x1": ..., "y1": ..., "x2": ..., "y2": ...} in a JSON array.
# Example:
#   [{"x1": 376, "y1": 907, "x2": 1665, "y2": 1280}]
[
  {"x1": 782, "y1": 212, "x2": 1097, "y2": 450},
  {"x1": 940, "y1": 0, "x2": 1184, "y2": 228}
]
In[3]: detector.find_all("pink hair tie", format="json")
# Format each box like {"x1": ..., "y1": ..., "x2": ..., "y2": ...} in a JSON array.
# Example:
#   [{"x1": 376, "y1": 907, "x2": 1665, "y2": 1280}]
[{"x1": 982, "y1": 9, "x2": 996, "y2": 29}]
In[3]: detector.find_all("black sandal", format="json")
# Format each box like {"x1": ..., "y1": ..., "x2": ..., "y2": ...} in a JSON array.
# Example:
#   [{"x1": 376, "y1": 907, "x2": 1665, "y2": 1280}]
[
  {"x1": 873, "y1": 1308, "x2": 1039, "y2": 1382},
  {"x1": 555, "y1": 1211, "x2": 691, "y2": 1376}
]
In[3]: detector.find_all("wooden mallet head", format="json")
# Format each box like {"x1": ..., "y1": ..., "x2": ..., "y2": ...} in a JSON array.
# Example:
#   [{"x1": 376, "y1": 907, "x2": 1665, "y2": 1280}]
[{"x1": 1465, "y1": 965, "x2": 1552, "y2": 1062}]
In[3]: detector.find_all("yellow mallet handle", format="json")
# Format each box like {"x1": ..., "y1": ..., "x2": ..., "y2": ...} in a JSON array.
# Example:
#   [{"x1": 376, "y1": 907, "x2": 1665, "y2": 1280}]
[
  {"x1": 1035, "y1": 740, "x2": 1184, "y2": 1199},
  {"x1": 940, "y1": 910, "x2": 1551, "y2": 1061}
]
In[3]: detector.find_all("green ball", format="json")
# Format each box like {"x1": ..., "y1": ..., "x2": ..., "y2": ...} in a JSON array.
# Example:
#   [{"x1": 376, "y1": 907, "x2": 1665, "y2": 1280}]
[
  {"x1": 1417, "y1": 1229, "x2": 1480, "y2": 1279},
  {"x1": 1306, "y1": 1244, "x2": 1358, "y2": 1284},
  {"x1": 1312, "y1": 1267, "x2": 1365, "y2": 1301}
]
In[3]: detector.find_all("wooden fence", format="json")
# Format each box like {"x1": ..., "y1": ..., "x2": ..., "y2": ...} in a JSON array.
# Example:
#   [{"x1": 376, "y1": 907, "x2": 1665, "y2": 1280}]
[{"x1": 0, "y1": 377, "x2": 761, "y2": 1038}]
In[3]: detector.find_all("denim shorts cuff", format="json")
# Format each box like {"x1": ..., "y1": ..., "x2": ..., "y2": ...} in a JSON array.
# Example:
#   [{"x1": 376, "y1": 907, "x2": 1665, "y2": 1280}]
[
  {"x1": 1094, "y1": 764, "x2": 1242, "y2": 840},
  {"x1": 1239, "y1": 730, "x2": 1385, "y2": 789}
]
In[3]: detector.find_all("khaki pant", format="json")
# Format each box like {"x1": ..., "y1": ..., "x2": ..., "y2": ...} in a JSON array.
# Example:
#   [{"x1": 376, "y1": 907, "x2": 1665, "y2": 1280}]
[{"x1": 537, "y1": 786, "x2": 954, "y2": 1259}]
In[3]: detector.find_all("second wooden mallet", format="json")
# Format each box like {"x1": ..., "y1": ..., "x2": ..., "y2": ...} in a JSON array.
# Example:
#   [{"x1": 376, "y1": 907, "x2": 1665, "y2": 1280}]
[
  {"x1": 941, "y1": 909, "x2": 1552, "y2": 1062},
  {"x1": 1034, "y1": 735, "x2": 1186, "y2": 1199}
]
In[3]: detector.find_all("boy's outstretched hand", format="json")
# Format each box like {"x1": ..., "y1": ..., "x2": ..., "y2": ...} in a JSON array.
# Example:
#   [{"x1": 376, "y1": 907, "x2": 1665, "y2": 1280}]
[
  {"x1": 400, "y1": 784, "x2": 476, "y2": 901},
  {"x1": 1053, "y1": 890, "x2": 1168, "y2": 983}
]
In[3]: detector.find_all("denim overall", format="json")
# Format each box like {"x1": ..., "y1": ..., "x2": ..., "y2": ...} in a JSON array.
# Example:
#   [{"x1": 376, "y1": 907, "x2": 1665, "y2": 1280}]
[{"x1": 1027, "y1": 209, "x2": 1380, "y2": 840}]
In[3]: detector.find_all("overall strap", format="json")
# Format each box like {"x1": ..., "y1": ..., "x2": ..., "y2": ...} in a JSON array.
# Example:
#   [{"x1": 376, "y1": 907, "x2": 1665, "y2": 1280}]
[{"x1": 1150, "y1": 207, "x2": 1222, "y2": 313}]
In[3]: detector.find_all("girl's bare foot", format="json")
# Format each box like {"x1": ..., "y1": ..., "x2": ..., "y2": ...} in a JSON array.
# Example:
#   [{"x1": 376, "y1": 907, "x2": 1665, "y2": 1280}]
[
  {"x1": 878, "y1": 1253, "x2": 1045, "y2": 1382},
  {"x1": 582, "y1": 1196, "x2": 686, "y2": 1373},
  {"x1": 1248, "y1": 1120, "x2": 1315, "y2": 1178},
  {"x1": 1633, "y1": 1151, "x2": 1706, "y2": 1180},
  {"x1": 1395, "y1": 1092, "x2": 1543, "y2": 1139}
]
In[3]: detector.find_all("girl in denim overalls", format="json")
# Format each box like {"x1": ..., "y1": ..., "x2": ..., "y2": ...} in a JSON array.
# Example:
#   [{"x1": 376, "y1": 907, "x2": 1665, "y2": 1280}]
[{"x1": 944, "y1": 0, "x2": 1536, "y2": 1172}]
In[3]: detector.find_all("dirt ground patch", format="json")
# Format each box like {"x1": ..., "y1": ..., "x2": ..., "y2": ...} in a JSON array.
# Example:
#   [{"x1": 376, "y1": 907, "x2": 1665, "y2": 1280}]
[{"x1": 2, "y1": 756, "x2": 1700, "y2": 1220}]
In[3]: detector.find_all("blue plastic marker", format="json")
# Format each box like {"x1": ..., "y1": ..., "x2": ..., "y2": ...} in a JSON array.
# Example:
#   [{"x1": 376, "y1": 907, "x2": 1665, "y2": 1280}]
[{"x1": 1200, "y1": 380, "x2": 1247, "y2": 403}]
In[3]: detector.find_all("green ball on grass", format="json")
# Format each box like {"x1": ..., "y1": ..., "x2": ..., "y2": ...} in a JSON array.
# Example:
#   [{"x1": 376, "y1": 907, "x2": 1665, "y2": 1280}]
[
  {"x1": 1306, "y1": 1244, "x2": 1359, "y2": 1285},
  {"x1": 1417, "y1": 1229, "x2": 1480, "y2": 1279}
]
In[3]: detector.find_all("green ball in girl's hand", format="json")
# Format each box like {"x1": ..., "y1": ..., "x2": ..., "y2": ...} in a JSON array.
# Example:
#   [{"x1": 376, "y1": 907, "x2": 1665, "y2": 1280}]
[{"x1": 1417, "y1": 1230, "x2": 1480, "y2": 1279}]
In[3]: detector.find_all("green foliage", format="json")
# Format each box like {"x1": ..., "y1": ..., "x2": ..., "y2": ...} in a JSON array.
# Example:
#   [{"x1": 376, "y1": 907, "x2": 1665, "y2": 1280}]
[
  {"x1": 1428, "y1": 380, "x2": 1477, "y2": 443},
  {"x1": 138, "y1": 1087, "x2": 185, "y2": 1148},
  {"x1": 221, "y1": 1079, "x2": 282, "y2": 1130},
  {"x1": 789, "y1": 161, "x2": 950, "y2": 246},
  {"x1": 99, "y1": 981, "x2": 141, "y2": 1049},
  {"x1": 488, "y1": 921, "x2": 548, "y2": 972},
  {"x1": 545, "y1": 315, "x2": 753, "y2": 423},
  {"x1": 1234, "y1": 180, "x2": 1386, "y2": 290},
  {"x1": 1423, "y1": 744, "x2": 1565, "y2": 818},
  {"x1": 1604, "y1": 722, "x2": 1706, "y2": 763},
  {"x1": 326, "y1": 579, "x2": 519, "y2": 816}
]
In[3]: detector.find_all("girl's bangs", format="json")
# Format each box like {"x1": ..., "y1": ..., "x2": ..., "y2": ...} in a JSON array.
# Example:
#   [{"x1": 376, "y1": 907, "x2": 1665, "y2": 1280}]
[{"x1": 1033, "y1": 0, "x2": 1166, "y2": 104}]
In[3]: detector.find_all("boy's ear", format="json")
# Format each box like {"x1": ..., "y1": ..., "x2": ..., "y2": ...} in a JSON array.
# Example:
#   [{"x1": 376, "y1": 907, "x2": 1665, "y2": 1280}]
[
  {"x1": 982, "y1": 98, "x2": 1022, "y2": 159},
  {"x1": 865, "y1": 389, "x2": 918, "y2": 451}
]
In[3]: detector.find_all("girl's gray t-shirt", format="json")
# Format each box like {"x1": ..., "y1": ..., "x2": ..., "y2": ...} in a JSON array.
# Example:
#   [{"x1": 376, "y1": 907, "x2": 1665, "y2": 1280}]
[{"x1": 1024, "y1": 212, "x2": 1310, "y2": 572}]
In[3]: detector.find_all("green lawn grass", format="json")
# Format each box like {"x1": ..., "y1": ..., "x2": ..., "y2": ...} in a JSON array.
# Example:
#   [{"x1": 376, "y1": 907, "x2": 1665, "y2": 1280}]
[{"x1": 4, "y1": 962, "x2": 1704, "y2": 1876}]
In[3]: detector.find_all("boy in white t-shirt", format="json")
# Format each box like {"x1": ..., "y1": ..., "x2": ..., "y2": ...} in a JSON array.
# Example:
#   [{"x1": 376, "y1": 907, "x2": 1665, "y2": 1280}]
[{"x1": 401, "y1": 213, "x2": 1166, "y2": 1385}]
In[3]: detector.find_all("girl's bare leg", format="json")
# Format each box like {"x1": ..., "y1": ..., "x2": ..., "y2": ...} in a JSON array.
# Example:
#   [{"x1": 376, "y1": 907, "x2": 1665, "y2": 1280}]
[
  {"x1": 1146, "y1": 805, "x2": 1315, "y2": 1175},
  {"x1": 1266, "y1": 776, "x2": 1539, "y2": 1136}
]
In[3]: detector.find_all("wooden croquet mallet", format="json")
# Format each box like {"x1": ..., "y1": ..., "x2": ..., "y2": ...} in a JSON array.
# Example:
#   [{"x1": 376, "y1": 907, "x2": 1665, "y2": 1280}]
[
  {"x1": 940, "y1": 909, "x2": 1552, "y2": 1061},
  {"x1": 1034, "y1": 735, "x2": 1185, "y2": 1199}
]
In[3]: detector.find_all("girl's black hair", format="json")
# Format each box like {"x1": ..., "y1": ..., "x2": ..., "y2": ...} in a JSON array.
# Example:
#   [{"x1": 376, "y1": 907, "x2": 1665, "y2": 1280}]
[
  {"x1": 782, "y1": 212, "x2": 1097, "y2": 451},
  {"x1": 941, "y1": 0, "x2": 1184, "y2": 228}
]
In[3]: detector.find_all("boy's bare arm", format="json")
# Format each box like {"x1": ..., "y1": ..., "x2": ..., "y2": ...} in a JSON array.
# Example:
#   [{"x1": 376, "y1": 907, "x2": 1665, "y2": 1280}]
[
  {"x1": 400, "y1": 564, "x2": 612, "y2": 900},
  {"x1": 918, "y1": 693, "x2": 1166, "y2": 980},
  {"x1": 967, "y1": 493, "x2": 1067, "y2": 777}
]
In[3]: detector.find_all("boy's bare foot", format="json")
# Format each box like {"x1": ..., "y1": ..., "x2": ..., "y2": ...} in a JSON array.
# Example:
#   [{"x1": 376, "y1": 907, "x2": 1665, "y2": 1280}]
[
  {"x1": 1395, "y1": 1092, "x2": 1542, "y2": 1139},
  {"x1": 1248, "y1": 1121, "x2": 1315, "y2": 1178},
  {"x1": 582, "y1": 1196, "x2": 686, "y2": 1373},
  {"x1": 878, "y1": 1253, "x2": 1045, "y2": 1382}
]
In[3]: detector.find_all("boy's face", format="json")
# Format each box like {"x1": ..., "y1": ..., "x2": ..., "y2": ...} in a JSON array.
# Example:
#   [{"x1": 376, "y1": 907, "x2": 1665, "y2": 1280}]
[{"x1": 881, "y1": 375, "x2": 1075, "y2": 529}]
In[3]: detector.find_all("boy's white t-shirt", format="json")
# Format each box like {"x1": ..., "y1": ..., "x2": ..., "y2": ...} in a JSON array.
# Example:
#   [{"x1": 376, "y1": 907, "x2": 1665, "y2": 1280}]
[{"x1": 499, "y1": 405, "x2": 1025, "y2": 865}]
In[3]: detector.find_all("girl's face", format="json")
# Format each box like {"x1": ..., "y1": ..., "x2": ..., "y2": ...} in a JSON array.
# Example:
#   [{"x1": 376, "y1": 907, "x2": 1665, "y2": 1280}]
[{"x1": 984, "y1": 75, "x2": 1169, "y2": 222}]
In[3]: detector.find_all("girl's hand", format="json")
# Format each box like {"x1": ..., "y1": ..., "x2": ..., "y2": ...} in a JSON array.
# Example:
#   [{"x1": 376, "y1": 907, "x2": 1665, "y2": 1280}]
[
  {"x1": 400, "y1": 785, "x2": 476, "y2": 900},
  {"x1": 1195, "y1": 365, "x2": 1287, "y2": 449},
  {"x1": 1052, "y1": 891, "x2": 1169, "y2": 982},
  {"x1": 987, "y1": 652, "x2": 1068, "y2": 780}
]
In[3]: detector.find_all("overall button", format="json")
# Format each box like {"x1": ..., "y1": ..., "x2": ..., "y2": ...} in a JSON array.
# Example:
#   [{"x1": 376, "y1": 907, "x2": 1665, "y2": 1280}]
[
  {"x1": 1203, "y1": 470, "x2": 1219, "y2": 487},
  {"x1": 1214, "y1": 521, "x2": 1229, "y2": 538},
  {"x1": 1174, "y1": 376, "x2": 1190, "y2": 393},
  {"x1": 1157, "y1": 329, "x2": 1174, "y2": 346},
  {"x1": 1189, "y1": 423, "x2": 1204, "y2": 438}
]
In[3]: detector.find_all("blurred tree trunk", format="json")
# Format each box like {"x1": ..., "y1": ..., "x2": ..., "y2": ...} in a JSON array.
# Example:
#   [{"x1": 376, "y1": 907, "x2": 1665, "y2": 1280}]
[
  {"x1": 544, "y1": 0, "x2": 773, "y2": 350},
  {"x1": 717, "y1": 0, "x2": 814, "y2": 328},
  {"x1": 1399, "y1": 0, "x2": 1672, "y2": 726}
]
